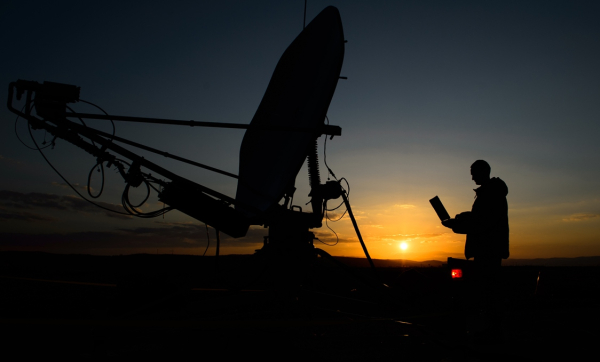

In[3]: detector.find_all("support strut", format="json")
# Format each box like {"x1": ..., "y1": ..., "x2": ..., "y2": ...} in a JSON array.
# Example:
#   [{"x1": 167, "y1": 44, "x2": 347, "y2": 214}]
[{"x1": 341, "y1": 190, "x2": 376, "y2": 271}]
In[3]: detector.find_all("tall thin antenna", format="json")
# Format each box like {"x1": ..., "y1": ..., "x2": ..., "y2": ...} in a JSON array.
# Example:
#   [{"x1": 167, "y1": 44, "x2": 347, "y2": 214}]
[{"x1": 303, "y1": 0, "x2": 307, "y2": 29}]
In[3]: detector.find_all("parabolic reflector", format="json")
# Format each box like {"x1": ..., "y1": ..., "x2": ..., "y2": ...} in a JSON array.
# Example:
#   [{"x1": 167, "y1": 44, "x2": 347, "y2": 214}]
[{"x1": 236, "y1": 6, "x2": 345, "y2": 217}]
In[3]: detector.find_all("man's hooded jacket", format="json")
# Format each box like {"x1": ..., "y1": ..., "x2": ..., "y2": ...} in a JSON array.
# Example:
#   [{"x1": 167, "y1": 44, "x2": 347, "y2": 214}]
[{"x1": 452, "y1": 177, "x2": 509, "y2": 259}]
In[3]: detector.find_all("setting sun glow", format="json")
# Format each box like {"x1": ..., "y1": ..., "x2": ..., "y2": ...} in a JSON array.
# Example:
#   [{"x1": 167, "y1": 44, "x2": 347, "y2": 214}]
[{"x1": 400, "y1": 242, "x2": 408, "y2": 250}]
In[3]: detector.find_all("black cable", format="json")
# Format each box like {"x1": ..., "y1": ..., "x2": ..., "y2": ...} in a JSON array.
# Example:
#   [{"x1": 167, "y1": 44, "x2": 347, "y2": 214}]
[
  {"x1": 203, "y1": 223, "x2": 210, "y2": 256},
  {"x1": 121, "y1": 181, "x2": 171, "y2": 218},
  {"x1": 79, "y1": 99, "x2": 116, "y2": 141},
  {"x1": 322, "y1": 115, "x2": 347, "y2": 212},
  {"x1": 87, "y1": 161, "x2": 105, "y2": 199},
  {"x1": 322, "y1": 177, "x2": 350, "y2": 248},
  {"x1": 319, "y1": 115, "x2": 345, "y2": 244},
  {"x1": 327, "y1": 205, "x2": 348, "y2": 222},
  {"x1": 123, "y1": 197, "x2": 172, "y2": 218},
  {"x1": 326, "y1": 179, "x2": 350, "y2": 220},
  {"x1": 341, "y1": 177, "x2": 350, "y2": 197},
  {"x1": 323, "y1": 116, "x2": 337, "y2": 181},
  {"x1": 27, "y1": 123, "x2": 131, "y2": 216},
  {"x1": 325, "y1": 215, "x2": 340, "y2": 245},
  {"x1": 123, "y1": 182, "x2": 151, "y2": 208},
  {"x1": 147, "y1": 180, "x2": 162, "y2": 193},
  {"x1": 326, "y1": 178, "x2": 350, "y2": 212},
  {"x1": 115, "y1": 158, "x2": 131, "y2": 166},
  {"x1": 66, "y1": 105, "x2": 96, "y2": 147},
  {"x1": 26, "y1": 100, "x2": 170, "y2": 219},
  {"x1": 22, "y1": 103, "x2": 103, "y2": 199},
  {"x1": 316, "y1": 215, "x2": 339, "y2": 246},
  {"x1": 142, "y1": 172, "x2": 167, "y2": 187},
  {"x1": 144, "y1": 174, "x2": 168, "y2": 197},
  {"x1": 14, "y1": 105, "x2": 52, "y2": 150},
  {"x1": 326, "y1": 199, "x2": 346, "y2": 212}
]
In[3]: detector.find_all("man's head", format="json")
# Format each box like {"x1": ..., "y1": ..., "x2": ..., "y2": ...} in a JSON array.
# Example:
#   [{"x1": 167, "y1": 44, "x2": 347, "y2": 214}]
[{"x1": 471, "y1": 160, "x2": 491, "y2": 185}]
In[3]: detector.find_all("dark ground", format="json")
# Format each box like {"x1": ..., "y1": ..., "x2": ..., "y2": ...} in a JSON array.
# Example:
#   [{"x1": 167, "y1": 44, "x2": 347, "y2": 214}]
[{"x1": 0, "y1": 251, "x2": 599, "y2": 361}]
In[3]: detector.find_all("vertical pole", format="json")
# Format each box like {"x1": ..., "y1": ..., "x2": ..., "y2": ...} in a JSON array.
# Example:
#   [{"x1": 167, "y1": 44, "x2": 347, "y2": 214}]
[{"x1": 341, "y1": 191, "x2": 376, "y2": 271}]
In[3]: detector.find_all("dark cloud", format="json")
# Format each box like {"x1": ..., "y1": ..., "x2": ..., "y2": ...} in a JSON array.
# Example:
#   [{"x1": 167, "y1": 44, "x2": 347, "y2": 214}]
[
  {"x1": 0, "y1": 201, "x2": 33, "y2": 210},
  {"x1": 325, "y1": 211, "x2": 348, "y2": 221},
  {"x1": 153, "y1": 221, "x2": 198, "y2": 227},
  {"x1": 0, "y1": 190, "x2": 67, "y2": 210},
  {"x1": 0, "y1": 208, "x2": 56, "y2": 222},
  {"x1": 0, "y1": 223, "x2": 265, "y2": 252},
  {"x1": 51, "y1": 181, "x2": 94, "y2": 193},
  {"x1": 563, "y1": 213, "x2": 600, "y2": 222},
  {"x1": 118, "y1": 224, "x2": 204, "y2": 238},
  {"x1": 388, "y1": 233, "x2": 445, "y2": 239},
  {"x1": 0, "y1": 155, "x2": 22, "y2": 165},
  {"x1": 0, "y1": 191, "x2": 266, "y2": 253},
  {"x1": 0, "y1": 190, "x2": 128, "y2": 217},
  {"x1": 103, "y1": 211, "x2": 133, "y2": 220},
  {"x1": 313, "y1": 230, "x2": 354, "y2": 244}
]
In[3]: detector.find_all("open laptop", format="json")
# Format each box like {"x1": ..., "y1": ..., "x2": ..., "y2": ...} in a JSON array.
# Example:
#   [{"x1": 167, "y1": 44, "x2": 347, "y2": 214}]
[{"x1": 429, "y1": 196, "x2": 451, "y2": 221}]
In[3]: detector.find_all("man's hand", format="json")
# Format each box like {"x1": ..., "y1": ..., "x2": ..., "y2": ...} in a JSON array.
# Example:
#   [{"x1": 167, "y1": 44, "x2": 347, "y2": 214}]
[{"x1": 441, "y1": 218, "x2": 456, "y2": 229}]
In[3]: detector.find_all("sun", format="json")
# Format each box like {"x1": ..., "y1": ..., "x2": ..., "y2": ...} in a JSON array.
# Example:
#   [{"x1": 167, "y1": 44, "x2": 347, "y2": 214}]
[{"x1": 400, "y1": 242, "x2": 408, "y2": 250}]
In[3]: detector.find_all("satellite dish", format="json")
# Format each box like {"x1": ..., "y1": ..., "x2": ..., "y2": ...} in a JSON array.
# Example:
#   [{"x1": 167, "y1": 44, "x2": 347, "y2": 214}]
[{"x1": 235, "y1": 6, "x2": 345, "y2": 217}]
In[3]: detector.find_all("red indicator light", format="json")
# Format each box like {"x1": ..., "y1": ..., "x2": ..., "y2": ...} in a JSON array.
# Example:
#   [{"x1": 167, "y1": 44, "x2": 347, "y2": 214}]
[{"x1": 451, "y1": 269, "x2": 463, "y2": 279}]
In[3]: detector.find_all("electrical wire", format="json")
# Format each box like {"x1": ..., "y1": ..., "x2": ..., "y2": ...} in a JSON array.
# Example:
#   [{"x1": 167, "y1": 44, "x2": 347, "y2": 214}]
[
  {"x1": 86, "y1": 161, "x2": 105, "y2": 199},
  {"x1": 20, "y1": 99, "x2": 178, "y2": 220},
  {"x1": 14, "y1": 105, "x2": 52, "y2": 150},
  {"x1": 79, "y1": 99, "x2": 116, "y2": 142},
  {"x1": 147, "y1": 180, "x2": 162, "y2": 194},
  {"x1": 26, "y1": 110, "x2": 167, "y2": 218},
  {"x1": 67, "y1": 102, "x2": 169, "y2": 217},
  {"x1": 124, "y1": 182, "x2": 151, "y2": 208},
  {"x1": 68, "y1": 101, "x2": 171, "y2": 218},
  {"x1": 316, "y1": 217, "x2": 339, "y2": 246},
  {"x1": 322, "y1": 116, "x2": 348, "y2": 212},
  {"x1": 323, "y1": 116, "x2": 337, "y2": 181},
  {"x1": 318, "y1": 115, "x2": 347, "y2": 245},
  {"x1": 27, "y1": 122, "x2": 131, "y2": 216},
  {"x1": 327, "y1": 206, "x2": 348, "y2": 222},
  {"x1": 325, "y1": 177, "x2": 350, "y2": 213},
  {"x1": 325, "y1": 217, "x2": 340, "y2": 245},
  {"x1": 22, "y1": 97, "x2": 261, "y2": 221},
  {"x1": 326, "y1": 180, "x2": 350, "y2": 224},
  {"x1": 66, "y1": 105, "x2": 96, "y2": 147},
  {"x1": 67, "y1": 103, "x2": 111, "y2": 198},
  {"x1": 121, "y1": 181, "x2": 172, "y2": 218}
]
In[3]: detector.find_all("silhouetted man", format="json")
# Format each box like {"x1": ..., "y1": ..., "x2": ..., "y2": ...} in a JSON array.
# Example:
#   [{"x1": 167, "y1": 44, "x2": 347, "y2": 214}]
[
  {"x1": 442, "y1": 160, "x2": 509, "y2": 261},
  {"x1": 442, "y1": 160, "x2": 509, "y2": 343}
]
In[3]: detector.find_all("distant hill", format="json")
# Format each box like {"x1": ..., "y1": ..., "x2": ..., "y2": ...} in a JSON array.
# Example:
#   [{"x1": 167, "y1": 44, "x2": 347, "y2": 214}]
[
  {"x1": 1, "y1": 251, "x2": 599, "y2": 267},
  {"x1": 337, "y1": 256, "x2": 600, "y2": 267},
  {"x1": 335, "y1": 257, "x2": 445, "y2": 268}
]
